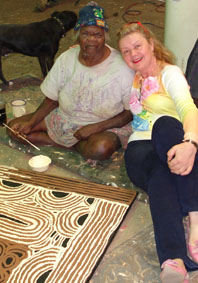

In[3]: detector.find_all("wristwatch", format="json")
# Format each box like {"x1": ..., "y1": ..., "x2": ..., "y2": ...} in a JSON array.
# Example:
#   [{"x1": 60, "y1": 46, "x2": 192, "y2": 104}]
[{"x1": 182, "y1": 139, "x2": 198, "y2": 149}]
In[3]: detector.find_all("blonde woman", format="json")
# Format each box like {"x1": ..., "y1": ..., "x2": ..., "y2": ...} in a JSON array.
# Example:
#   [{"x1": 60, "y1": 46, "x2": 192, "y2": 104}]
[{"x1": 119, "y1": 22, "x2": 198, "y2": 282}]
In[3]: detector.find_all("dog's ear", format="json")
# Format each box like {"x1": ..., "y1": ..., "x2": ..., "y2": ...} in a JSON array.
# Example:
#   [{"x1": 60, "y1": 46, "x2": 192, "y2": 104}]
[
  {"x1": 54, "y1": 11, "x2": 78, "y2": 31},
  {"x1": 63, "y1": 12, "x2": 78, "y2": 30},
  {"x1": 51, "y1": 11, "x2": 60, "y2": 18}
]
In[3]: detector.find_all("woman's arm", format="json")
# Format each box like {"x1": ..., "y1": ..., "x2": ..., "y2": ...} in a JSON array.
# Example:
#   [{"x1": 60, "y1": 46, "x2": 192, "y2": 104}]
[
  {"x1": 11, "y1": 97, "x2": 58, "y2": 135},
  {"x1": 74, "y1": 110, "x2": 132, "y2": 140},
  {"x1": 163, "y1": 66, "x2": 198, "y2": 175},
  {"x1": 167, "y1": 105, "x2": 198, "y2": 176},
  {"x1": 29, "y1": 97, "x2": 59, "y2": 126},
  {"x1": 183, "y1": 109, "x2": 198, "y2": 141}
]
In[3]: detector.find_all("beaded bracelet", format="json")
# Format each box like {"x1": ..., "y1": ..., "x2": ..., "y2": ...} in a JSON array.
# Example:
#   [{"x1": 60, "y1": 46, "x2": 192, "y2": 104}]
[{"x1": 182, "y1": 139, "x2": 198, "y2": 149}]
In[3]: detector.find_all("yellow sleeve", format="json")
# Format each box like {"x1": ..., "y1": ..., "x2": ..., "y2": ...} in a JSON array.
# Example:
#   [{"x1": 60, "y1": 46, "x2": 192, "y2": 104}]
[{"x1": 162, "y1": 65, "x2": 198, "y2": 139}]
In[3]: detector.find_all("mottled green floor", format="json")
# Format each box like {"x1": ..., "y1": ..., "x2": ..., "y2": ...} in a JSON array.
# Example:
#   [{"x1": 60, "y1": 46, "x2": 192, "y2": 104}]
[{"x1": 0, "y1": 125, "x2": 136, "y2": 189}]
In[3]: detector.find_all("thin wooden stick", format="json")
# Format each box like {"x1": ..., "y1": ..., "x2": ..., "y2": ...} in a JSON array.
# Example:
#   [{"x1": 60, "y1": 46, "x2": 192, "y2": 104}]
[{"x1": 2, "y1": 123, "x2": 40, "y2": 151}]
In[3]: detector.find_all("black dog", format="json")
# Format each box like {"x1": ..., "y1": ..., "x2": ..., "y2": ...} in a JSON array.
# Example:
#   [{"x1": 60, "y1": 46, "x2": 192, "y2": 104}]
[{"x1": 0, "y1": 10, "x2": 77, "y2": 85}]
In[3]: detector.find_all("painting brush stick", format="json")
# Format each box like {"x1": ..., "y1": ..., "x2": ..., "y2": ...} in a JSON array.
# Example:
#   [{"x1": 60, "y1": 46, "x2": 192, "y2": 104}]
[{"x1": 2, "y1": 122, "x2": 40, "y2": 151}]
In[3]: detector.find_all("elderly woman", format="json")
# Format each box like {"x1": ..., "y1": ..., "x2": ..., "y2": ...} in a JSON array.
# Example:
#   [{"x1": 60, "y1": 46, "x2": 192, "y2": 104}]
[
  {"x1": 119, "y1": 22, "x2": 198, "y2": 282},
  {"x1": 7, "y1": 2, "x2": 134, "y2": 160}
]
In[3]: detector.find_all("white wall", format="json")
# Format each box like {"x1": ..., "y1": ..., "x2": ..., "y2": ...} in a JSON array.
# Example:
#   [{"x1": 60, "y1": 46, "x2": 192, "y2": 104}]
[{"x1": 164, "y1": 0, "x2": 198, "y2": 72}]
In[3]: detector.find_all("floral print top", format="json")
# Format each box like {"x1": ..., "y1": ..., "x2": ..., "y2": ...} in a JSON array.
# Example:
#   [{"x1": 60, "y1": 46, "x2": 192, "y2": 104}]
[{"x1": 128, "y1": 65, "x2": 197, "y2": 143}]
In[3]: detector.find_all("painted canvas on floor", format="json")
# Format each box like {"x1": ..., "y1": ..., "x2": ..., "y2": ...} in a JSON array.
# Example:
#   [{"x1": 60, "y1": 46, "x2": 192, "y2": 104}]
[{"x1": 0, "y1": 165, "x2": 136, "y2": 283}]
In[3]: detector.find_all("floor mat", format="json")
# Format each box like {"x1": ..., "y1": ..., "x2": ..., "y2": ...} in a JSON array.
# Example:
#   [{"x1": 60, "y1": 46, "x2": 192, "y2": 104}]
[{"x1": 0, "y1": 165, "x2": 137, "y2": 283}]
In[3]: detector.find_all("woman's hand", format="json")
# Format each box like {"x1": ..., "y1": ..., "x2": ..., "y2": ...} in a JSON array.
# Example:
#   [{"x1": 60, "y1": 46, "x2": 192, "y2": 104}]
[
  {"x1": 74, "y1": 124, "x2": 101, "y2": 140},
  {"x1": 167, "y1": 142, "x2": 197, "y2": 175},
  {"x1": 11, "y1": 121, "x2": 34, "y2": 136},
  {"x1": 74, "y1": 110, "x2": 132, "y2": 141}
]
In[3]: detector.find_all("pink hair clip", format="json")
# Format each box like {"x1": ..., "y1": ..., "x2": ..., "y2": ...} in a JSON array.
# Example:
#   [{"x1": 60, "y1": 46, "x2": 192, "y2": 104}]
[
  {"x1": 137, "y1": 21, "x2": 149, "y2": 34},
  {"x1": 124, "y1": 21, "x2": 149, "y2": 35}
]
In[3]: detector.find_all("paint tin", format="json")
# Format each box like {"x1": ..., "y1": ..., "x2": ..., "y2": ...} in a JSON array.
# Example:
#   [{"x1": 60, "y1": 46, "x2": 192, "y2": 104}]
[{"x1": 10, "y1": 99, "x2": 26, "y2": 118}]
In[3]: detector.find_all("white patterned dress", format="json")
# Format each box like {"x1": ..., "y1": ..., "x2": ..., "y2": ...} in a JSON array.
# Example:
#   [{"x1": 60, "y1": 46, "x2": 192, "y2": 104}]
[{"x1": 41, "y1": 45, "x2": 135, "y2": 148}]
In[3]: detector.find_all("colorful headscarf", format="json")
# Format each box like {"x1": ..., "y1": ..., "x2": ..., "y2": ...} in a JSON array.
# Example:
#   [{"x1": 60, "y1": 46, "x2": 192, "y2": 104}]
[{"x1": 74, "y1": 1, "x2": 109, "y2": 31}]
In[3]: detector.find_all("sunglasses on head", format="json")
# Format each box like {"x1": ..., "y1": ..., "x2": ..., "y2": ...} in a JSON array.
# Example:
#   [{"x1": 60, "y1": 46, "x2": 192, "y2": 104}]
[{"x1": 124, "y1": 21, "x2": 149, "y2": 35}]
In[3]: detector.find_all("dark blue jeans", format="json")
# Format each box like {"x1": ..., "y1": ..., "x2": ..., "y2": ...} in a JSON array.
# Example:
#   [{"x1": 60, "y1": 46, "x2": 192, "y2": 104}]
[{"x1": 125, "y1": 116, "x2": 198, "y2": 271}]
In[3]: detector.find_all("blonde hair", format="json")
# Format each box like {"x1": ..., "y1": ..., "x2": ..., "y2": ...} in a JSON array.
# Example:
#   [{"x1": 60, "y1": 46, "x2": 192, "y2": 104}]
[{"x1": 118, "y1": 22, "x2": 175, "y2": 65}]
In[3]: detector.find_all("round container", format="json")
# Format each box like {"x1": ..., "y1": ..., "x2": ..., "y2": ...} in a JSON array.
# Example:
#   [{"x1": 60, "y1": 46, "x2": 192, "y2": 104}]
[
  {"x1": 10, "y1": 99, "x2": 26, "y2": 118},
  {"x1": 28, "y1": 155, "x2": 51, "y2": 172}
]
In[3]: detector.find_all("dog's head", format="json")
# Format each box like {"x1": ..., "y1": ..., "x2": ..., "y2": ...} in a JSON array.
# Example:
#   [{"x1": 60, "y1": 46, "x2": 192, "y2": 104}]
[{"x1": 51, "y1": 11, "x2": 78, "y2": 34}]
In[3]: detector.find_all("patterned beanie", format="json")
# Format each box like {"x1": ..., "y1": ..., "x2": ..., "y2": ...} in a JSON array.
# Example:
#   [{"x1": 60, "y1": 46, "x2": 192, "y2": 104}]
[{"x1": 74, "y1": 1, "x2": 109, "y2": 31}]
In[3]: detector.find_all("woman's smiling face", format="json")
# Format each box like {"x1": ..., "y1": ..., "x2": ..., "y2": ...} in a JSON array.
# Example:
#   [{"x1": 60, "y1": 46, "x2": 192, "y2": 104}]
[
  {"x1": 119, "y1": 32, "x2": 154, "y2": 74},
  {"x1": 79, "y1": 26, "x2": 105, "y2": 56}
]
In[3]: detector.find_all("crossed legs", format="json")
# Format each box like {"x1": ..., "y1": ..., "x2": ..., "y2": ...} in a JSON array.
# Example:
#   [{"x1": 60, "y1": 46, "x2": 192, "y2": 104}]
[
  {"x1": 125, "y1": 116, "x2": 198, "y2": 273},
  {"x1": 7, "y1": 113, "x2": 121, "y2": 160}
]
